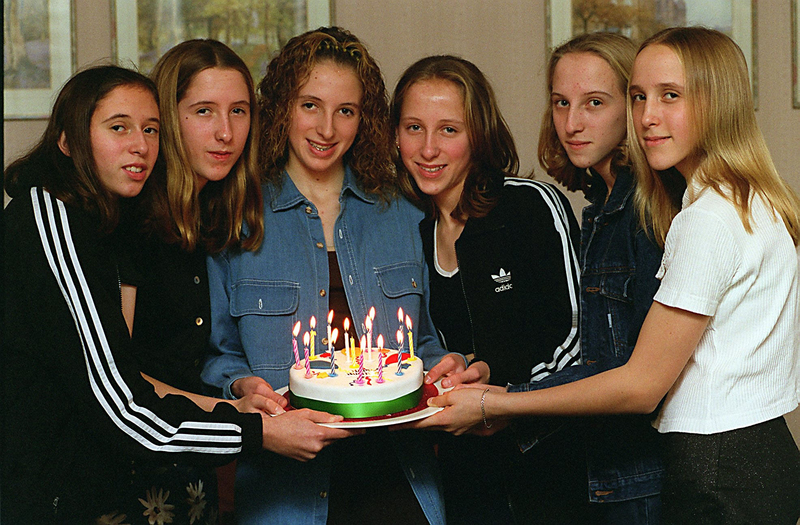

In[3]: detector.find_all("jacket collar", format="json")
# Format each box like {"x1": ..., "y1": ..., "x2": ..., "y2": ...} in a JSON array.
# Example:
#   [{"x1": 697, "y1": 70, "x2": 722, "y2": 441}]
[
  {"x1": 268, "y1": 165, "x2": 376, "y2": 212},
  {"x1": 586, "y1": 166, "x2": 635, "y2": 215}
]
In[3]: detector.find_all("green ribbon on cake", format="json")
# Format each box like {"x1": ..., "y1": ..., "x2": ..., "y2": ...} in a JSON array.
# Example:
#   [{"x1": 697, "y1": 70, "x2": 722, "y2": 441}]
[{"x1": 290, "y1": 386, "x2": 423, "y2": 419}]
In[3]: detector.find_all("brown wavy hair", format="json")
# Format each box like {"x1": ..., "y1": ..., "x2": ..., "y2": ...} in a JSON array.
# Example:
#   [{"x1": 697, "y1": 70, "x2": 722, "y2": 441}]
[
  {"x1": 146, "y1": 39, "x2": 263, "y2": 253},
  {"x1": 538, "y1": 32, "x2": 636, "y2": 193},
  {"x1": 258, "y1": 27, "x2": 395, "y2": 200},
  {"x1": 390, "y1": 55, "x2": 519, "y2": 220},
  {"x1": 5, "y1": 65, "x2": 158, "y2": 234}
]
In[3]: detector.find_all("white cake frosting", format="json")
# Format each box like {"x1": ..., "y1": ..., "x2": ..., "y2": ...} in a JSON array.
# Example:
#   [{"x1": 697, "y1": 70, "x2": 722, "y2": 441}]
[{"x1": 288, "y1": 348, "x2": 423, "y2": 417}]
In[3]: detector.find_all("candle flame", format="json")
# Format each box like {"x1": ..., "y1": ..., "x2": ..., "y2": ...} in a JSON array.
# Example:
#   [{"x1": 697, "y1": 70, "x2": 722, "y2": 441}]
[
  {"x1": 396, "y1": 329, "x2": 404, "y2": 344},
  {"x1": 303, "y1": 331, "x2": 310, "y2": 346},
  {"x1": 360, "y1": 335, "x2": 366, "y2": 348},
  {"x1": 327, "y1": 310, "x2": 334, "y2": 324},
  {"x1": 331, "y1": 328, "x2": 339, "y2": 344},
  {"x1": 365, "y1": 316, "x2": 372, "y2": 330},
  {"x1": 293, "y1": 321, "x2": 301, "y2": 337},
  {"x1": 405, "y1": 315, "x2": 413, "y2": 329},
  {"x1": 369, "y1": 306, "x2": 376, "y2": 320},
  {"x1": 310, "y1": 316, "x2": 316, "y2": 329},
  {"x1": 397, "y1": 307, "x2": 404, "y2": 322},
  {"x1": 343, "y1": 317, "x2": 350, "y2": 330},
  {"x1": 377, "y1": 334, "x2": 384, "y2": 349}
]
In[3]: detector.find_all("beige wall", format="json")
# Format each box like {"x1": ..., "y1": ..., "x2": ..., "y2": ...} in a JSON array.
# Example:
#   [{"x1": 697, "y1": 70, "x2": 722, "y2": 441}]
[
  {"x1": 3, "y1": 0, "x2": 799, "y2": 441},
  {"x1": 335, "y1": 0, "x2": 800, "y2": 444}
]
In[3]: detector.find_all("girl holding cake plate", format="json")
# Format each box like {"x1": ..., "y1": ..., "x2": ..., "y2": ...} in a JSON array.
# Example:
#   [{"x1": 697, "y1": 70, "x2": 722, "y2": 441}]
[
  {"x1": 416, "y1": 27, "x2": 800, "y2": 523},
  {"x1": 391, "y1": 56, "x2": 582, "y2": 523},
  {"x1": 202, "y1": 27, "x2": 468, "y2": 525}
]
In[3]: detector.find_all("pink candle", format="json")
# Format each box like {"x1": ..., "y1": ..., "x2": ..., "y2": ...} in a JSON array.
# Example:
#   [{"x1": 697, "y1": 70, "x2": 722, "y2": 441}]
[
  {"x1": 292, "y1": 321, "x2": 302, "y2": 369},
  {"x1": 303, "y1": 331, "x2": 311, "y2": 378},
  {"x1": 376, "y1": 351, "x2": 384, "y2": 383},
  {"x1": 376, "y1": 334, "x2": 385, "y2": 383},
  {"x1": 356, "y1": 354, "x2": 365, "y2": 385},
  {"x1": 358, "y1": 335, "x2": 366, "y2": 368}
]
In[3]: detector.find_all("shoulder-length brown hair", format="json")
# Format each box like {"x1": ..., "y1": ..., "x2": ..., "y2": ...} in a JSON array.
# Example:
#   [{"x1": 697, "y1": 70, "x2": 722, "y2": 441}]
[
  {"x1": 5, "y1": 65, "x2": 158, "y2": 234},
  {"x1": 630, "y1": 27, "x2": 800, "y2": 247},
  {"x1": 147, "y1": 39, "x2": 263, "y2": 253},
  {"x1": 258, "y1": 27, "x2": 395, "y2": 200},
  {"x1": 538, "y1": 32, "x2": 636, "y2": 193},
  {"x1": 390, "y1": 55, "x2": 519, "y2": 220}
]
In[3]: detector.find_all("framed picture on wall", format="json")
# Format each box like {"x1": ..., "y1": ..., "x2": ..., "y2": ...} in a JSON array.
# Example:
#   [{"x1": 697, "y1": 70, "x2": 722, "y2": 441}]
[
  {"x1": 3, "y1": 0, "x2": 75, "y2": 119},
  {"x1": 793, "y1": 0, "x2": 799, "y2": 108},
  {"x1": 547, "y1": 0, "x2": 756, "y2": 102},
  {"x1": 113, "y1": 0, "x2": 331, "y2": 81}
]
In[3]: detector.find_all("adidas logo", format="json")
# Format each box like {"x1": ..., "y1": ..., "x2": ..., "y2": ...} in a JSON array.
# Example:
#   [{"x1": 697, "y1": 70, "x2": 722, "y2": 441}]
[{"x1": 491, "y1": 268, "x2": 512, "y2": 292}]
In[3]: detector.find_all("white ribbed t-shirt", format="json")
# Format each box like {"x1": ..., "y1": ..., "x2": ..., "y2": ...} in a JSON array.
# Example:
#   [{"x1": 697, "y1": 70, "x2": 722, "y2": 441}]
[{"x1": 653, "y1": 184, "x2": 800, "y2": 434}]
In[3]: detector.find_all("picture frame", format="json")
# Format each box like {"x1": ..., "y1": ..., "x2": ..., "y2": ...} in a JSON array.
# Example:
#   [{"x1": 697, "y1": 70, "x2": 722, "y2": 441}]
[
  {"x1": 113, "y1": 0, "x2": 331, "y2": 80},
  {"x1": 793, "y1": 0, "x2": 799, "y2": 108},
  {"x1": 547, "y1": 0, "x2": 756, "y2": 102},
  {"x1": 3, "y1": 0, "x2": 75, "y2": 119}
]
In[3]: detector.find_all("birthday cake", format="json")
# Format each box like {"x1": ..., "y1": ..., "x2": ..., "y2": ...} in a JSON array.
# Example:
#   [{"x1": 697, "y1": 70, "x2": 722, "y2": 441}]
[{"x1": 288, "y1": 348, "x2": 423, "y2": 418}]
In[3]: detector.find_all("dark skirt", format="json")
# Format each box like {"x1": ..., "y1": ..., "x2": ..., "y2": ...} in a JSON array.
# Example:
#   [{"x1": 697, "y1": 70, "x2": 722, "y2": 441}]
[{"x1": 661, "y1": 416, "x2": 800, "y2": 525}]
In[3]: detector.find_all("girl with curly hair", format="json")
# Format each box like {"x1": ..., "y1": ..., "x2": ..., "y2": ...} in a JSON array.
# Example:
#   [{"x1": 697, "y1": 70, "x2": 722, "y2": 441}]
[{"x1": 202, "y1": 27, "x2": 465, "y2": 525}]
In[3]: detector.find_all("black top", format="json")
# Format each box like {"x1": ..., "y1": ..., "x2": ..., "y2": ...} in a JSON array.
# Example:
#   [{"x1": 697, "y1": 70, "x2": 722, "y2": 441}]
[
  {"x1": 420, "y1": 177, "x2": 581, "y2": 387},
  {"x1": 427, "y1": 255, "x2": 473, "y2": 356},
  {"x1": 2, "y1": 188, "x2": 262, "y2": 522},
  {"x1": 124, "y1": 237, "x2": 211, "y2": 394}
]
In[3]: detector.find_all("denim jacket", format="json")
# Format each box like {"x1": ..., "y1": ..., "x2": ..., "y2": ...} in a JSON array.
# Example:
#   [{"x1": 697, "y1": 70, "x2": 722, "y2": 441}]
[
  {"x1": 202, "y1": 168, "x2": 448, "y2": 525},
  {"x1": 511, "y1": 168, "x2": 665, "y2": 503}
]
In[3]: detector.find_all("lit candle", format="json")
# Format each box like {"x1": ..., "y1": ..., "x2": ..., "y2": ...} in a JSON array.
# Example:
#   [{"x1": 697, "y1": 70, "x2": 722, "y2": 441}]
[
  {"x1": 292, "y1": 321, "x2": 302, "y2": 369},
  {"x1": 396, "y1": 328, "x2": 404, "y2": 353},
  {"x1": 369, "y1": 306, "x2": 376, "y2": 357},
  {"x1": 405, "y1": 315, "x2": 415, "y2": 360},
  {"x1": 329, "y1": 328, "x2": 339, "y2": 377},
  {"x1": 309, "y1": 316, "x2": 317, "y2": 358},
  {"x1": 327, "y1": 310, "x2": 334, "y2": 355},
  {"x1": 303, "y1": 331, "x2": 311, "y2": 378},
  {"x1": 395, "y1": 337, "x2": 404, "y2": 376},
  {"x1": 343, "y1": 317, "x2": 351, "y2": 360},
  {"x1": 351, "y1": 336, "x2": 357, "y2": 368},
  {"x1": 397, "y1": 307, "x2": 404, "y2": 341},
  {"x1": 376, "y1": 349, "x2": 385, "y2": 384},
  {"x1": 358, "y1": 335, "x2": 366, "y2": 369},
  {"x1": 365, "y1": 316, "x2": 373, "y2": 357}
]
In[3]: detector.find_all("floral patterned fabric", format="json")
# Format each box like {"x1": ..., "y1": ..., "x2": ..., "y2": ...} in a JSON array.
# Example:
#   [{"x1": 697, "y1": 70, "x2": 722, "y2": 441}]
[{"x1": 95, "y1": 464, "x2": 219, "y2": 525}]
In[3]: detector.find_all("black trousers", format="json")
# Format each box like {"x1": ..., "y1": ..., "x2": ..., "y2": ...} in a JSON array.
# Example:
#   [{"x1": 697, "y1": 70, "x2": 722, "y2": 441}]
[{"x1": 661, "y1": 416, "x2": 800, "y2": 525}]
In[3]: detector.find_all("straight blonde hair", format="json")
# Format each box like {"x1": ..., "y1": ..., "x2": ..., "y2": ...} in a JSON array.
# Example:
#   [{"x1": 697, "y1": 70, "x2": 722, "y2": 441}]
[{"x1": 630, "y1": 27, "x2": 800, "y2": 247}]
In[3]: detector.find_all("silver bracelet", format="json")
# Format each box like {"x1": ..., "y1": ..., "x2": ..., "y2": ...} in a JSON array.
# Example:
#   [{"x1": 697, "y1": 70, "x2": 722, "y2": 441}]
[{"x1": 480, "y1": 388, "x2": 493, "y2": 429}]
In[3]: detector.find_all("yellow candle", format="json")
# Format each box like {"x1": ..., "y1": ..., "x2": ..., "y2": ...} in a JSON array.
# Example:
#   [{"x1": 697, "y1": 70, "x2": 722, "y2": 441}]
[{"x1": 310, "y1": 316, "x2": 317, "y2": 358}]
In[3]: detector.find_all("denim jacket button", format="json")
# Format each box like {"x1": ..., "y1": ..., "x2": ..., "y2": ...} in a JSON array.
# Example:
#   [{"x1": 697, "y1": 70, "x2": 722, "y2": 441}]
[
  {"x1": 322, "y1": 338, "x2": 328, "y2": 345},
  {"x1": 195, "y1": 317, "x2": 204, "y2": 326},
  {"x1": 316, "y1": 242, "x2": 324, "y2": 249},
  {"x1": 348, "y1": 275, "x2": 354, "y2": 285},
  {"x1": 319, "y1": 289, "x2": 326, "y2": 297},
  {"x1": 305, "y1": 206, "x2": 313, "y2": 214},
  {"x1": 411, "y1": 279, "x2": 417, "y2": 288},
  {"x1": 193, "y1": 275, "x2": 201, "y2": 284},
  {"x1": 319, "y1": 491, "x2": 327, "y2": 498}
]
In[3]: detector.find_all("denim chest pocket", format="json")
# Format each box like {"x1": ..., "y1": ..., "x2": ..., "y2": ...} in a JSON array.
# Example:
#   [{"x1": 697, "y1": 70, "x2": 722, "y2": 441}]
[
  {"x1": 374, "y1": 261, "x2": 425, "y2": 298},
  {"x1": 230, "y1": 279, "x2": 300, "y2": 316},
  {"x1": 229, "y1": 279, "x2": 299, "y2": 373},
  {"x1": 595, "y1": 271, "x2": 634, "y2": 303}
]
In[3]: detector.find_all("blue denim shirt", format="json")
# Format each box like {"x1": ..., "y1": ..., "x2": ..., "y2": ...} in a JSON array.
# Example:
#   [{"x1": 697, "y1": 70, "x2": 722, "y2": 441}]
[
  {"x1": 510, "y1": 168, "x2": 665, "y2": 503},
  {"x1": 203, "y1": 168, "x2": 449, "y2": 525}
]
